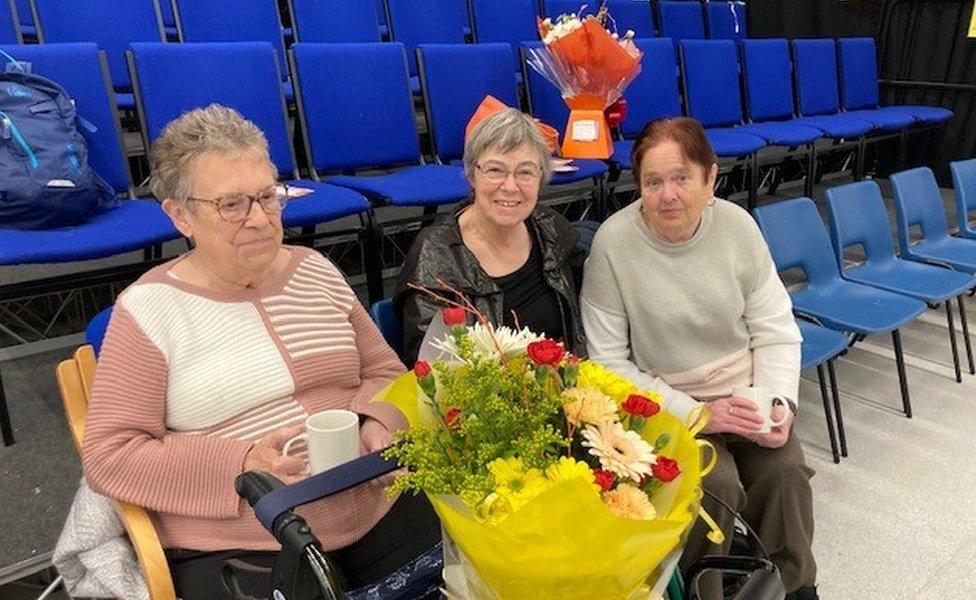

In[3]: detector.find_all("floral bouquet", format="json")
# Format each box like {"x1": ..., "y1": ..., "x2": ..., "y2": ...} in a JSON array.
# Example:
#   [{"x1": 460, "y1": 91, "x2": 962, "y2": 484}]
[
  {"x1": 373, "y1": 288, "x2": 721, "y2": 599},
  {"x1": 525, "y1": 3, "x2": 644, "y2": 159}
]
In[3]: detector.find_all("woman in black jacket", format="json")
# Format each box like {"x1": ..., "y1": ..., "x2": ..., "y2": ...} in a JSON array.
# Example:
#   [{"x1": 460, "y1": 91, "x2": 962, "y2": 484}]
[{"x1": 394, "y1": 108, "x2": 586, "y2": 365}]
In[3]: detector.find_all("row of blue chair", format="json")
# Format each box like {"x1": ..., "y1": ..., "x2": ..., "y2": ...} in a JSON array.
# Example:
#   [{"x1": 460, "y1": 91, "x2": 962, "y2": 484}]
[{"x1": 755, "y1": 166, "x2": 976, "y2": 462}]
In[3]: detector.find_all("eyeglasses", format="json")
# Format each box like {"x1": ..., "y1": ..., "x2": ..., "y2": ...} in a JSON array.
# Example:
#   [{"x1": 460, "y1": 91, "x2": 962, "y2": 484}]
[
  {"x1": 187, "y1": 185, "x2": 289, "y2": 223},
  {"x1": 476, "y1": 163, "x2": 542, "y2": 185}
]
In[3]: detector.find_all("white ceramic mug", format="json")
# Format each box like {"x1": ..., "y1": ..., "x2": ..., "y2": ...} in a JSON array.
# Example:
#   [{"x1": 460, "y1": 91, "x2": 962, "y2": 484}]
[
  {"x1": 732, "y1": 386, "x2": 789, "y2": 434},
  {"x1": 282, "y1": 409, "x2": 360, "y2": 475}
]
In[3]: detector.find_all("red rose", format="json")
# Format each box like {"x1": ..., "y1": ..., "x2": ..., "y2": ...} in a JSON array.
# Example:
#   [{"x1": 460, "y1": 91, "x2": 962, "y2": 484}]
[
  {"x1": 593, "y1": 469, "x2": 615, "y2": 492},
  {"x1": 442, "y1": 306, "x2": 466, "y2": 326},
  {"x1": 652, "y1": 456, "x2": 681, "y2": 483},
  {"x1": 526, "y1": 339, "x2": 565, "y2": 366},
  {"x1": 621, "y1": 394, "x2": 661, "y2": 418},
  {"x1": 444, "y1": 407, "x2": 462, "y2": 432},
  {"x1": 414, "y1": 360, "x2": 432, "y2": 378}
]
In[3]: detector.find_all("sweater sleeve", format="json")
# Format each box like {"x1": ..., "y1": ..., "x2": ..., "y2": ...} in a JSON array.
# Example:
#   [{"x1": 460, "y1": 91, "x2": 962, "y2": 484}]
[
  {"x1": 347, "y1": 301, "x2": 409, "y2": 433},
  {"x1": 745, "y1": 260, "x2": 803, "y2": 406},
  {"x1": 82, "y1": 305, "x2": 253, "y2": 519}
]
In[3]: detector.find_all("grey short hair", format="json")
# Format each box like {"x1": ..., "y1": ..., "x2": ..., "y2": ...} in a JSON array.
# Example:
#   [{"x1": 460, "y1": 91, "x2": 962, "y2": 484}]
[
  {"x1": 149, "y1": 104, "x2": 275, "y2": 204},
  {"x1": 462, "y1": 108, "x2": 553, "y2": 185}
]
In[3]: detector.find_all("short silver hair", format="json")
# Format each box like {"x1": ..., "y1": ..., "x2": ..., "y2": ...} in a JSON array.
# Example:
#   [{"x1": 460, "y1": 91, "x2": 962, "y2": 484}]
[
  {"x1": 149, "y1": 104, "x2": 275, "y2": 205},
  {"x1": 462, "y1": 108, "x2": 553, "y2": 184}
]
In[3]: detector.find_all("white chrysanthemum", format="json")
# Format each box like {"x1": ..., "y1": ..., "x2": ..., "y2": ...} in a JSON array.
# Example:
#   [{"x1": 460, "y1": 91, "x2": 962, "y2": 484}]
[
  {"x1": 543, "y1": 14, "x2": 583, "y2": 44},
  {"x1": 581, "y1": 422, "x2": 656, "y2": 482},
  {"x1": 431, "y1": 323, "x2": 542, "y2": 362}
]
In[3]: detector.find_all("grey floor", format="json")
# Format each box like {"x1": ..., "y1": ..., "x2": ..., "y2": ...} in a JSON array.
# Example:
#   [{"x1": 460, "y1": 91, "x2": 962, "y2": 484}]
[{"x1": 3, "y1": 179, "x2": 976, "y2": 599}]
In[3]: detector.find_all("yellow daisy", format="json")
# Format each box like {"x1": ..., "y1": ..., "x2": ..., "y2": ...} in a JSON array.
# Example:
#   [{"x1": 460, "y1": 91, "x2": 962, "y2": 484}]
[
  {"x1": 545, "y1": 456, "x2": 599, "y2": 493},
  {"x1": 577, "y1": 361, "x2": 638, "y2": 404}
]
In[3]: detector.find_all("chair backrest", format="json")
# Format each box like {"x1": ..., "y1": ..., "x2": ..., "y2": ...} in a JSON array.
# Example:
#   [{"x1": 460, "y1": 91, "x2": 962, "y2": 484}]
[
  {"x1": 543, "y1": 0, "x2": 654, "y2": 38},
  {"x1": 837, "y1": 37, "x2": 880, "y2": 111},
  {"x1": 1, "y1": 0, "x2": 20, "y2": 43},
  {"x1": 173, "y1": 0, "x2": 289, "y2": 77},
  {"x1": 740, "y1": 38, "x2": 795, "y2": 123},
  {"x1": 32, "y1": 0, "x2": 165, "y2": 90},
  {"x1": 680, "y1": 39, "x2": 744, "y2": 128},
  {"x1": 387, "y1": 0, "x2": 466, "y2": 76},
  {"x1": 951, "y1": 158, "x2": 976, "y2": 238},
  {"x1": 290, "y1": 0, "x2": 381, "y2": 43},
  {"x1": 620, "y1": 37, "x2": 682, "y2": 137},
  {"x1": 14, "y1": 0, "x2": 29, "y2": 27},
  {"x1": 86, "y1": 305, "x2": 113, "y2": 356},
  {"x1": 158, "y1": 0, "x2": 174, "y2": 28},
  {"x1": 290, "y1": 42, "x2": 420, "y2": 173},
  {"x1": 56, "y1": 345, "x2": 176, "y2": 600},
  {"x1": 752, "y1": 197, "x2": 841, "y2": 288},
  {"x1": 129, "y1": 42, "x2": 297, "y2": 177},
  {"x1": 470, "y1": 0, "x2": 538, "y2": 72},
  {"x1": 706, "y1": 1, "x2": 746, "y2": 40},
  {"x1": 890, "y1": 166, "x2": 952, "y2": 252},
  {"x1": 791, "y1": 38, "x2": 841, "y2": 117},
  {"x1": 825, "y1": 180, "x2": 899, "y2": 269},
  {"x1": 368, "y1": 299, "x2": 403, "y2": 356},
  {"x1": 419, "y1": 42, "x2": 518, "y2": 162},
  {"x1": 0, "y1": 43, "x2": 132, "y2": 194},
  {"x1": 658, "y1": 1, "x2": 705, "y2": 42}
]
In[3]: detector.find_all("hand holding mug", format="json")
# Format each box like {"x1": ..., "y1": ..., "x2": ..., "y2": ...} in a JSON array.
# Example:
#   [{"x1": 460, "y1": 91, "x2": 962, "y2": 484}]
[
  {"x1": 748, "y1": 403, "x2": 793, "y2": 449},
  {"x1": 281, "y1": 410, "x2": 361, "y2": 476},
  {"x1": 243, "y1": 424, "x2": 306, "y2": 483},
  {"x1": 702, "y1": 396, "x2": 766, "y2": 436}
]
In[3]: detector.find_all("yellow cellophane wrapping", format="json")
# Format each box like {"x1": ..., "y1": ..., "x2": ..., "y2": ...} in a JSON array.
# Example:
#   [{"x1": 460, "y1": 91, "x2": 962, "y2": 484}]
[{"x1": 374, "y1": 373, "x2": 714, "y2": 599}]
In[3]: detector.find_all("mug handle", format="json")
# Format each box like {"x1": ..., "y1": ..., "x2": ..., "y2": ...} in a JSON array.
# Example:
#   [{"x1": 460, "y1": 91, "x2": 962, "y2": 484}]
[
  {"x1": 281, "y1": 433, "x2": 307, "y2": 457},
  {"x1": 769, "y1": 398, "x2": 790, "y2": 427}
]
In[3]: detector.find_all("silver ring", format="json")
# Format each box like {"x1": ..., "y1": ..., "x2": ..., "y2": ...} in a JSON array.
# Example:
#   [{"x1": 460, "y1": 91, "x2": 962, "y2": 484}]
[{"x1": 728, "y1": 405, "x2": 735, "y2": 416}]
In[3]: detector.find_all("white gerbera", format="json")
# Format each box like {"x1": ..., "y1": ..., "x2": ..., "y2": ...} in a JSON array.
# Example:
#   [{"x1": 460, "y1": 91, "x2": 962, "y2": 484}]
[
  {"x1": 581, "y1": 422, "x2": 656, "y2": 482},
  {"x1": 431, "y1": 323, "x2": 542, "y2": 363}
]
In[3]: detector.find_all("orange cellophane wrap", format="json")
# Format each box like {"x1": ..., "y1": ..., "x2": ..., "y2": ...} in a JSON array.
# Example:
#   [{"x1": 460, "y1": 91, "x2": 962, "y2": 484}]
[{"x1": 465, "y1": 94, "x2": 561, "y2": 155}]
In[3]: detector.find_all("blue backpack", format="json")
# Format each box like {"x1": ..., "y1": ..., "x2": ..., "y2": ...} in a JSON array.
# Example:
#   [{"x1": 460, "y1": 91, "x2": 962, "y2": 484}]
[{"x1": 0, "y1": 53, "x2": 116, "y2": 230}]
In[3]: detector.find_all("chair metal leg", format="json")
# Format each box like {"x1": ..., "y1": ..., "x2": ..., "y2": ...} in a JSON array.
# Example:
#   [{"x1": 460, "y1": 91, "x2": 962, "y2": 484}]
[
  {"x1": 827, "y1": 359, "x2": 847, "y2": 457},
  {"x1": 748, "y1": 154, "x2": 758, "y2": 213},
  {"x1": 892, "y1": 329, "x2": 912, "y2": 418},
  {"x1": 945, "y1": 301, "x2": 962, "y2": 383},
  {"x1": 957, "y1": 295, "x2": 975, "y2": 375},
  {"x1": 816, "y1": 363, "x2": 840, "y2": 464},
  {"x1": 0, "y1": 366, "x2": 13, "y2": 446},
  {"x1": 804, "y1": 144, "x2": 816, "y2": 198},
  {"x1": 362, "y1": 217, "x2": 385, "y2": 306}
]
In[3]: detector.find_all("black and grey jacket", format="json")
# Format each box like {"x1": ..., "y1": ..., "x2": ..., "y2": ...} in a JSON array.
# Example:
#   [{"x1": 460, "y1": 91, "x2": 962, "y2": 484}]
[{"x1": 393, "y1": 203, "x2": 587, "y2": 365}]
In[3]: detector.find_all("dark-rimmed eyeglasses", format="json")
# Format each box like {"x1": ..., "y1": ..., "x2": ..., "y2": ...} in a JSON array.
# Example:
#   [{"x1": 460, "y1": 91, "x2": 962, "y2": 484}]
[{"x1": 187, "y1": 185, "x2": 289, "y2": 223}]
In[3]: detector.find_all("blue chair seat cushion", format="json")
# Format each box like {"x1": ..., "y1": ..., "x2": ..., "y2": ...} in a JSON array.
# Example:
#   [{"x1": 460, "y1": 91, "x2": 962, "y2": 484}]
[
  {"x1": 704, "y1": 129, "x2": 767, "y2": 157},
  {"x1": 549, "y1": 158, "x2": 608, "y2": 185},
  {"x1": 115, "y1": 92, "x2": 136, "y2": 111},
  {"x1": 882, "y1": 105, "x2": 952, "y2": 124},
  {"x1": 906, "y1": 236, "x2": 976, "y2": 273},
  {"x1": 790, "y1": 280, "x2": 926, "y2": 334},
  {"x1": 328, "y1": 165, "x2": 468, "y2": 208},
  {"x1": 793, "y1": 114, "x2": 873, "y2": 139},
  {"x1": 735, "y1": 121, "x2": 822, "y2": 146},
  {"x1": 281, "y1": 180, "x2": 371, "y2": 227},
  {"x1": 0, "y1": 200, "x2": 180, "y2": 265},
  {"x1": 844, "y1": 108, "x2": 914, "y2": 132},
  {"x1": 842, "y1": 260, "x2": 976, "y2": 303},
  {"x1": 798, "y1": 320, "x2": 848, "y2": 370}
]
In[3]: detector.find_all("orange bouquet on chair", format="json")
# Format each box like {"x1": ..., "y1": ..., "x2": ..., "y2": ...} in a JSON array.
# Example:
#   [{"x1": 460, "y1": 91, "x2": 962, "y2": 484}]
[{"x1": 526, "y1": 5, "x2": 643, "y2": 159}]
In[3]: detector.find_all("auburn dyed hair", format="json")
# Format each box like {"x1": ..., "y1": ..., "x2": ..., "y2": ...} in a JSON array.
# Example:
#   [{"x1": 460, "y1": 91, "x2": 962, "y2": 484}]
[{"x1": 630, "y1": 117, "x2": 718, "y2": 187}]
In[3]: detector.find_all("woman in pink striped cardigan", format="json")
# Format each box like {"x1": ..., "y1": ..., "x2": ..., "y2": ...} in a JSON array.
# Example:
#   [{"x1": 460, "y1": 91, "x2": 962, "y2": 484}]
[{"x1": 81, "y1": 105, "x2": 439, "y2": 599}]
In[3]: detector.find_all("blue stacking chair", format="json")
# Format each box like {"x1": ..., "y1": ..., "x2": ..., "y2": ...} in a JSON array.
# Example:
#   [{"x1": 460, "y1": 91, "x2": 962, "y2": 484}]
[
  {"x1": 469, "y1": 0, "x2": 539, "y2": 78},
  {"x1": 798, "y1": 319, "x2": 849, "y2": 463},
  {"x1": 657, "y1": 1, "x2": 705, "y2": 43},
  {"x1": 753, "y1": 197, "x2": 927, "y2": 418},
  {"x1": 706, "y1": 1, "x2": 746, "y2": 40},
  {"x1": 13, "y1": 0, "x2": 31, "y2": 37},
  {"x1": 31, "y1": 0, "x2": 165, "y2": 110},
  {"x1": 387, "y1": 0, "x2": 466, "y2": 93},
  {"x1": 951, "y1": 158, "x2": 976, "y2": 241},
  {"x1": 837, "y1": 37, "x2": 953, "y2": 126},
  {"x1": 827, "y1": 180, "x2": 976, "y2": 382},
  {"x1": 890, "y1": 166, "x2": 976, "y2": 274},
  {"x1": 289, "y1": 0, "x2": 381, "y2": 42},
  {"x1": 681, "y1": 39, "x2": 821, "y2": 206},
  {"x1": 369, "y1": 299, "x2": 404, "y2": 360},
  {"x1": 542, "y1": 0, "x2": 655, "y2": 38},
  {"x1": 790, "y1": 39, "x2": 875, "y2": 139},
  {"x1": 421, "y1": 43, "x2": 608, "y2": 214},
  {"x1": 171, "y1": 0, "x2": 294, "y2": 101},
  {"x1": 289, "y1": 43, "x2": 468, "y2": 211},
  {"x1": 127, "y1": 42, "x2": 382, "y2": 299},
  {"x1": 1, "y1": 0, "x2": 20, "y2": 43}
]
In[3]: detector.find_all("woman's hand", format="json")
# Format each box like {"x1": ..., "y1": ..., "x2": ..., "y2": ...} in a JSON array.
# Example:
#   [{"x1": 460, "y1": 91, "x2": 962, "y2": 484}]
[
  {"x1": 242, "y1": 424, "x2": 306, "y2": 484},
  {"x1": 744, "y1": 405, "x2": 793, "y2": 449},
  {"x1": 360, "y1": 418, "x2": 401, "y2": 489},
  {"x1": 702, "y1": 396, "x2": 766, "y2": 436}
]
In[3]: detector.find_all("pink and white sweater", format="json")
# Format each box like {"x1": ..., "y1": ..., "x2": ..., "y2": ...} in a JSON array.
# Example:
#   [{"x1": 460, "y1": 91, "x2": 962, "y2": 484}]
[{"x1": 82, "y1": 246, "x2": 407, "y2": 552}]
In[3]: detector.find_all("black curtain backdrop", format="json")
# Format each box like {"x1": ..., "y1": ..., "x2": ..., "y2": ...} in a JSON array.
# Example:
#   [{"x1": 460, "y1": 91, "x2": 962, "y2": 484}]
[{"x1": 750, "y1": 0, "x2": 976, "y2": 183}]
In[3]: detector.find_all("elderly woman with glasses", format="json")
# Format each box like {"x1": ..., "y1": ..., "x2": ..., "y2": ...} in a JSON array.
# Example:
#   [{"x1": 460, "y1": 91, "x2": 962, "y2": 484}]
[
  {"x1": 82, "y1": 105, "x2": 439, "y2": 599},
  {"x1": 394, "y1": 108, "x2": 586, "y2": 364}
]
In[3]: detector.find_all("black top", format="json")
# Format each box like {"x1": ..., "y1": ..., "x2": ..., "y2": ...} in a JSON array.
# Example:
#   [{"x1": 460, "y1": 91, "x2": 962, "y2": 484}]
[{"x1": 491, "y1": 236, "x2": 566, "y2": 343}]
